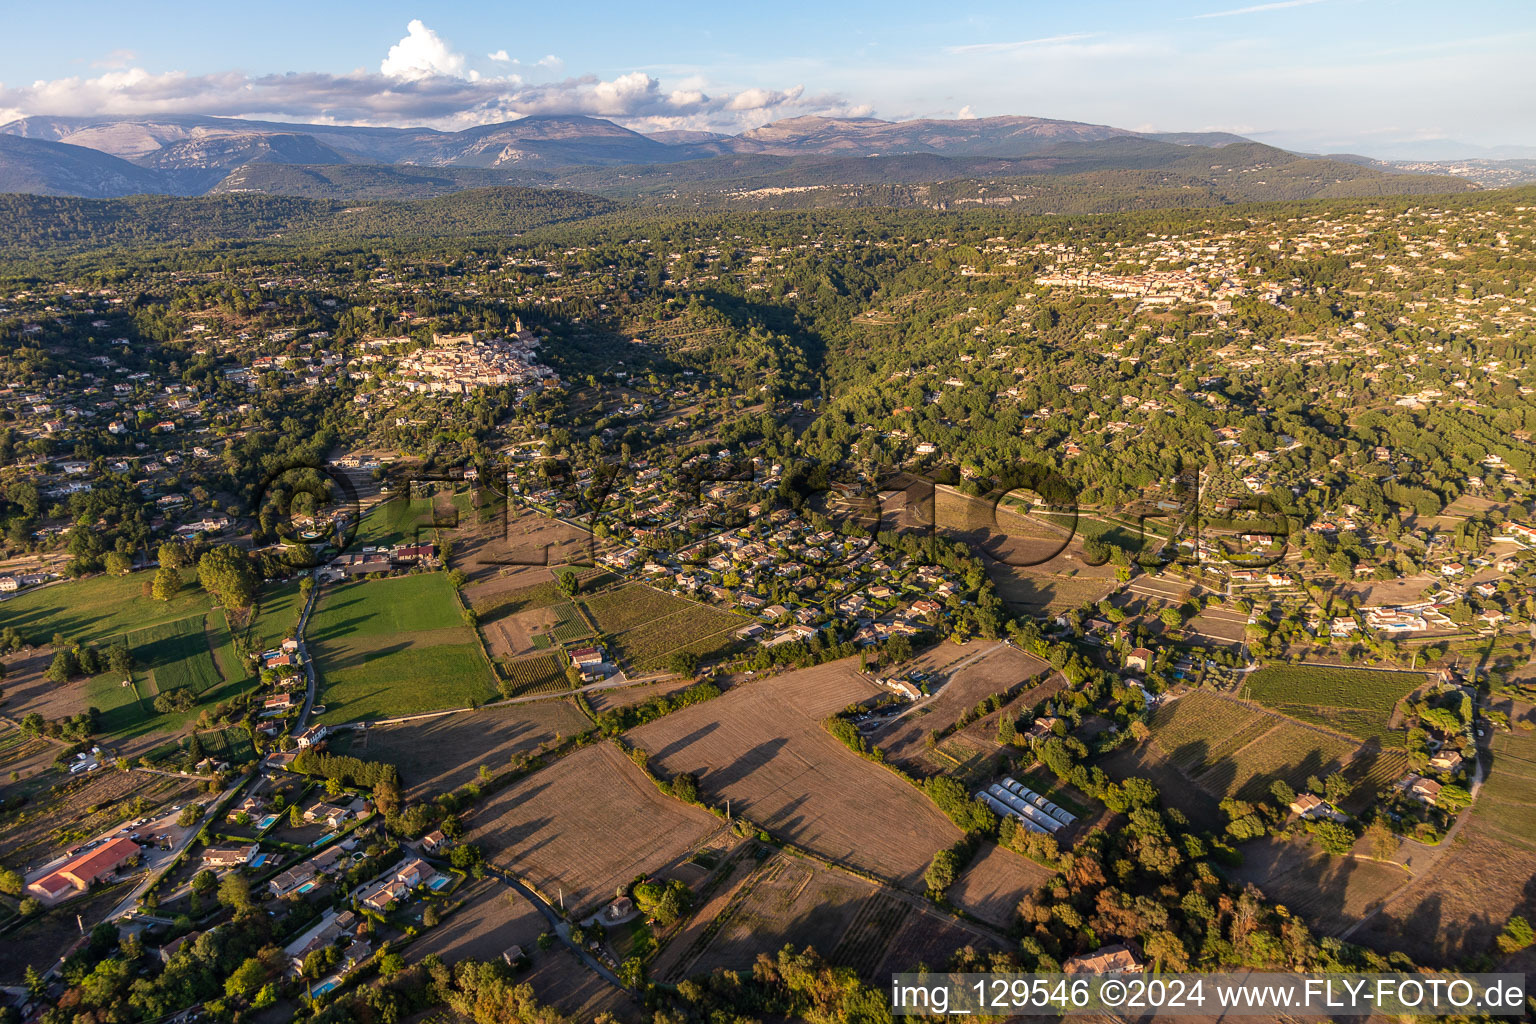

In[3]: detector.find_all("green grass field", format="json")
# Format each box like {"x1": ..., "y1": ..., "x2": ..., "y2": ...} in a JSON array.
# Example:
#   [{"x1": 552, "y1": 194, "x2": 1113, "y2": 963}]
[
  {"x1": 308, "y1": 574, "x2": 465, "y2": 642},
  {"x1": 1245, "y1": 664, "x2": 1427, "y2": 745},
  {"x1": 314, "y1": 642, "x2": 498, "y2": 724},
  {"x1": 356, "y1": 497, "x2": 438, "y2": 549},
  {"x1": 0, "y1": 571, "x2": 213, "y2": 645},
  {"x1": 248, "y1": 579, "x2": 307, "y2": 652},
  {"x1": 311, "y1": 573, "x2": 496, "y2": 724}
]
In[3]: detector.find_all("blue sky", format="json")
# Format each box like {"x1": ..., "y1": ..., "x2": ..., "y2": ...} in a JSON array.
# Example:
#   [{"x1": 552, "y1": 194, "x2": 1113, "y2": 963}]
[{"x1": 2, "y1": 1, "x2": 1533, "y2": 156}]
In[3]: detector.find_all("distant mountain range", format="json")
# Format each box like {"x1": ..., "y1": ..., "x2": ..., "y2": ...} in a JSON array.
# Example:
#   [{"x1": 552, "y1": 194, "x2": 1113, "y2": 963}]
[{"x1": 0, "y1": 111, "x2": 1499, "y2": 203}]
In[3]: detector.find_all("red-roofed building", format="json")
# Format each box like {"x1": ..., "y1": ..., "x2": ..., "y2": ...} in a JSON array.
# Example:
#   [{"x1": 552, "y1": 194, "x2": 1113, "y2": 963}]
[{"x1": 29, "y1": 837, "x2": 140, "y2": 899}]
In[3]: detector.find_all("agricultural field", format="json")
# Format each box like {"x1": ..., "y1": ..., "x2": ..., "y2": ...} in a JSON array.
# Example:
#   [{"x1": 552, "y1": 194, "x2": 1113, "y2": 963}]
[
  {"x1": 465, "y1": 741, "x2": 721, "y2": 915},
  {"x1": 354, "y1": 495, "x2": 439, "y2": 550},
  {"x1": 452, "y1": 505, "x2": 596, "y2": 581},
  {"x1": 463, "y1": 566, "x2": 558, "y2": 618},
  {"x1": 1227, "y1": 836, "x2": 1410, "y2": 936},
  {"x1": 308, "y1": 573, "x2": 466, "y2": 641},
  {"x1": 3, "y1": 591, "x2": 250, "y2": 746},
  {"x1": 627, "y1": 659, "x2": 962, "y2": 887},
  {"x1": 1145, "y1": 691, "x2": 1359, "y2": 801},
  {"x1": 311, "y1": 574, "x2": 499, "y2": 724},
  {"x1": 405, "y1": 876, "x2": 643, "y2": 1019},
  {"x1": 608, "y1": 605, "x2": 748, "y2": 672},
  {"x1": 586, "y1": 678, "x2": 697, "y2": 715},
  {"x1": 0, "y1": 570, "x2": 214, "y2": 646},
  {"x1": 1243, "y1": 664, "x2": 1428, "y2": 745},
  {"x1": 313, "y1": 640, "x2": 496, "y2": 725},
  {"x1": 654, "y1": 851, "x2": 895, "y2": 982},
  {"x1": 946, "y1": 841, "x2": 1053, "y2": 927},
  {"x1": 330, "y1": 699, "x2": 590, "y2": 799},
  {"x1": 246, "y1": 579, "x2": 307, "y2": 652},
  {"x1": 578, "y1": 582, "x2": 747, "y2": 671},
  {"x1": 986, "y1": 564, "x2": 1118, "y2": 617},
  {"x1": 876, "y1": 641, "x2": 1048, "y2": 769},
  {"x1": 581, "y1": 585, "x2": 697, "y2": 636},
  {"x1": 496, "y1": 651, "x2": 570, "y2": 697}
]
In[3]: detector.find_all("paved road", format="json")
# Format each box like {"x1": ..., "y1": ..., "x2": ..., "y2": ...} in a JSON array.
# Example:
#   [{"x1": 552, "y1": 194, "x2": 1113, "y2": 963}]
[
  {"x1": 290, "y1": 574, "x2": 321, "y2": 737},
  {"x1": 103, "y1": 779, "x2": 246, "y2": 922}
]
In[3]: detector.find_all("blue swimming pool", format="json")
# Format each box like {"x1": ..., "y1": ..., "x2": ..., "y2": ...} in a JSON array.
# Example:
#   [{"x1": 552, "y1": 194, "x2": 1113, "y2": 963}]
[
  {"x1": 256, "y1": 814, "x2": 278, "y2": 830},
  {"x1": 249, "y1": 853, "x2": 268, "y2": 868},
  {"x1": 428, "y1": 875, "x2": 450, "y2": 891},
  {"x1": 311, "y1": 831, "x2": 338, "y2": 847},
  {"x1": 296, "y1": 880, "x2": 317, "y2": 893},
  {"x1": 312, "y1": 978, "x2": 339, "y2": 996}
]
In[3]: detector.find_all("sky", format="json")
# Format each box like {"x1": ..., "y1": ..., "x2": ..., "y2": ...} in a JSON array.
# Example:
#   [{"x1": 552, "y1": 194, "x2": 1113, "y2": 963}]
[{"x1": 1, "y1": 0, "x2": 1533, "y2": 158}]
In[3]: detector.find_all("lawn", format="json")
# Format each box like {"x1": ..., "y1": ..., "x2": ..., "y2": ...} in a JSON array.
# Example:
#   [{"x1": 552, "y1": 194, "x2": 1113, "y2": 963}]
[
  {"x1": 308, "y1": 574, "x2": 465, "y2": 642},
  {"x1": 0, "y1": 571, "x2": 213, "y2": 645},
  {"x1": 1244, "y1": 664, "x2": 1427, "y2": 745}
]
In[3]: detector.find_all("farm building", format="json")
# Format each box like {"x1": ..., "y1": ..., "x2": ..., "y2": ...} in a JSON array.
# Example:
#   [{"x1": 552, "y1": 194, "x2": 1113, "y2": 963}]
[
  {"x1": 28, "y1": 838, "x2": 141, "y2": 899},
  {"x1": 1063, "y1": 944, "x2": 1143, "y2": 975},
  {"x1": 1124, "y1": 647, "x2": 1154, "y2": 672}
]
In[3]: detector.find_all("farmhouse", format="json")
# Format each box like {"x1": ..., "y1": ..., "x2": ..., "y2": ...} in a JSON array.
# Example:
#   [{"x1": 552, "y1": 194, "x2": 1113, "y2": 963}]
[
  {"x1": 28, "y1": 838, "x2": 140, "y2": 899},
  {"x1": 296, "y1": 724, "x2": 330, "y2": 748},
  {"x1": 1063, "y1": 944, "x2": 1144, "y2": 975},
  {"x1": 420, "y1": 829, "x2": 447, "y2": 854},
  {"x1": 1428, "y1": 750, "x2": 1465, "y2": 773},
  {"x1": 1288, "y1": 794, "x2": 1341, "y2": 821},
  {"x1": 1124, "y1": 647, "x2": 1154, "y2": 672}
]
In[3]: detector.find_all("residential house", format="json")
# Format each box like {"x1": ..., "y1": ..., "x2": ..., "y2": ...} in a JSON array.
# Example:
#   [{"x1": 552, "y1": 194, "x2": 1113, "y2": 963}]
[
  {"x1": 201, "y1": 844, "x2": 258, "y2": 869},
  {"x1": 1063, "y1": 944, "x2": 1144, "y2": 975}
]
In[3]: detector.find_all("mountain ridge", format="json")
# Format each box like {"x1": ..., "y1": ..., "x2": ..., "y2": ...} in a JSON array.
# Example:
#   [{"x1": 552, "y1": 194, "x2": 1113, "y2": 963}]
[{"x1": 0, "y1": 111, "x2": 1485, "y2": 201}]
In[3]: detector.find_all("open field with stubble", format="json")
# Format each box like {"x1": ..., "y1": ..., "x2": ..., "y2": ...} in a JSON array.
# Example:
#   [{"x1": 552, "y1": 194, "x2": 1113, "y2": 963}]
[
  {"x1": 627, "y1": 659, "x2": 962, "y2": 887},
  {"x1": 329, "y1": 698, "x2": 591, "y2": 799},
  {"x1": 876, "y1": 641, "x2": 1049, "y2": 769},
  {"x1": 465, "y1": 741, "x2": 721, "y2": 915},
  {"x1": 947, "y1": 840, "x2": 1053, "y2": 927}
]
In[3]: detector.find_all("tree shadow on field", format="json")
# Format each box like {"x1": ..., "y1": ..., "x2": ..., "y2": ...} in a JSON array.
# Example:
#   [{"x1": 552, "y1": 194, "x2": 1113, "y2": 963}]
[
  {"x1": 649, "y1": 721, "x2": 720, "y2": 763},
  {"x1": 704, "y1": 737, "x2": 788, "y2": 791}
]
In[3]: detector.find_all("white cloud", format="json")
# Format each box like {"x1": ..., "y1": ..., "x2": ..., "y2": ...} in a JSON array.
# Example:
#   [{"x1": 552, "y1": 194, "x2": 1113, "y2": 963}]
[
  {"x1": 380, "y1": 19, "x2": 467, "y2": 80},
  {"x1": 956, "y1": 105, "x2": 976, "y2": 119},
  {"x1": 945, "y1": 33, "x2": 1096, "y2": 56},
  {"x1": 0, "y1": 17, "x2": 844, "y2": 131},
  {"x1": 1193, "y1": 0, "x2": 1326, "y2": 19}
]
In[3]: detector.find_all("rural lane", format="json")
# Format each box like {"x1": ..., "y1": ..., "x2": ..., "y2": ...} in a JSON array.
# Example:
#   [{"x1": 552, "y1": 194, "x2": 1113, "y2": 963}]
[
  {"x1": 1335, "y1": 749, "x2": 1487, "y2": 941},
  {"x1": 480, "y1": 865, "x2": 628, "y2": 991}
]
